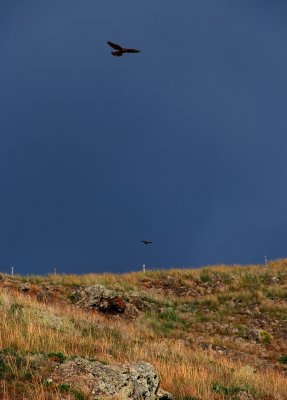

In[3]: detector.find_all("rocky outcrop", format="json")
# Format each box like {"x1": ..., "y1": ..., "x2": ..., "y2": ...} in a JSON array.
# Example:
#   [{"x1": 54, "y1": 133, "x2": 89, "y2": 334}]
[
  {"x1": 19, "y1": 282, "x2": 31, "y2": 291},
  {"x1": 139, "y1": 274, "x2": 232, "y2": 297},
  {"x1": 50, "y1": 357, "x2": 172, "y2": 399},
  {"x1": 71, "y1": 285, "x2": 126, "y2": 314}
]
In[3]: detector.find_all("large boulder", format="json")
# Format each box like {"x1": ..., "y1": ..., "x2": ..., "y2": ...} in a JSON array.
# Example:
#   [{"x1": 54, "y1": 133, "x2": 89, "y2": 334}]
[{"x1": 50, "y1": 357, "x2": 172, "y2": 399}]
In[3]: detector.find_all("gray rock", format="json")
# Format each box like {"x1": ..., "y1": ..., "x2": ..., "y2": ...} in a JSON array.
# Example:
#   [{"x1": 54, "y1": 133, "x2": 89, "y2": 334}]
[{"x1": 50, "y1": 357, "x2": 172, "y2": 399}]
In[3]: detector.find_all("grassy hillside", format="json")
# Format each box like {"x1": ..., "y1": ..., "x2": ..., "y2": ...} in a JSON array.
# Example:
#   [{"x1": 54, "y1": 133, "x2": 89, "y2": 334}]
[{"x1": 0, "y1": 260, "x2": 287, "y2": 399}]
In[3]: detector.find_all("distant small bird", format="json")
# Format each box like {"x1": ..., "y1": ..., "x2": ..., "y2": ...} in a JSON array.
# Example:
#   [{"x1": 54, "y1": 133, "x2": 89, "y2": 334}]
[
  {"x1": 141, "y1": 240, "x2": 152, "y2": 245},
  {"x1": 107, "y1": 41, "x2": 141, "y2": 57}
]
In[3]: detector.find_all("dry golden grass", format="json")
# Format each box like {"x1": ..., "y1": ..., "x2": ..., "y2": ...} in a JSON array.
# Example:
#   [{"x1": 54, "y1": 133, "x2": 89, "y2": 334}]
[{"x1": 1, "y1": 260, "x2": 287, "y2": 399}]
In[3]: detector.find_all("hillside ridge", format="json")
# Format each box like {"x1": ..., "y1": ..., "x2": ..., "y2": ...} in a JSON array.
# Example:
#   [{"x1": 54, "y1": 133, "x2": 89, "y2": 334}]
[{"x1": 0, "y1": 260, "x2": 286, "y2": 399}]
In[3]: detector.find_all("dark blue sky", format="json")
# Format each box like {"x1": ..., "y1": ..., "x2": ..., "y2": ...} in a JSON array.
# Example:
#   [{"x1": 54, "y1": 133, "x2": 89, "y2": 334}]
[{"x1": 1, "y1": 1, "x2": 287, "y2": 275}]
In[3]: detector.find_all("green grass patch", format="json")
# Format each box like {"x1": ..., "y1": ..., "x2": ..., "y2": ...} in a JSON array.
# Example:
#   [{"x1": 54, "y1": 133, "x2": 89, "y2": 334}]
[
  {"x1": 9, "y1": 302, "x2": 24, "y2": 317},
  {"x1": 199, "y1": 271, "x2": 212, "y2": 283},
  {"x1": 258, "y1": 330, "x2": 272, "y2": 344},
  {"x1": 211, "y1": 381, "x2": 246, "y2": 398},
  {"x1": 278, "y1": 355, "x2": 287, "y2": 364},
  {"x1": 58, "y1": 384, "x2": 87, "y2": 400},
  {"x1": 68, "y1": 293, "x2": 79, "y2": 303},
  {"x1": 58, "y1": 383, "x2": 71, "y2": 393},
  {"x1": 146, "y1": 309, "x2": 189, "y2": 337},
  {"x1": 195, "y1": 313, "x2": 211, "y2": 323}
]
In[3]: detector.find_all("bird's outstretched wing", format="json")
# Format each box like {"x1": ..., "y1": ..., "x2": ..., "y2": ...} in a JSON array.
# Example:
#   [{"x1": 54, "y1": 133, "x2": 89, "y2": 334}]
[
  {"x1": 107, "y1": 41, "x2": 123, "y2": 51},
  {"x1": 126, "y1": 48, "x2": 140, "y2": 53}
]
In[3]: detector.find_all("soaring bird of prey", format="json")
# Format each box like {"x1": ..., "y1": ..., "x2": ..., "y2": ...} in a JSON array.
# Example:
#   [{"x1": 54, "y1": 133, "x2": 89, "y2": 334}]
[
  {"x1": 107, "y1": 41, "x2": 141, "y2": 57},
  {"x1": 141, "y1": 240, "x2": 152, "y2": 245}
]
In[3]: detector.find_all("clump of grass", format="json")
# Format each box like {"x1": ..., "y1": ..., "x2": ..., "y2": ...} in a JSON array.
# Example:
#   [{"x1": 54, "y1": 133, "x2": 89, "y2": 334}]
[
  {"x1": 236, "y1": 324, "x2": 247, "y2": 339},
  {"x1": 211, "y1": 381, "x2": 243, "y2": 396},
  {"x1": 158, "y1": 308, "x2": 179, "y2": 322},
  {"x1": 195, "y1": 313, "x2": 211, "y2": 323},
  {"x1": 81, "y1": 325, "x2": 101, "y2": 339},
  {"x1": 58, "y1": 383, "x2": 70, "y2": 392},
  {"x1": 199, "y1": 271, "x2": 212, "y2": 283},
  {"x1": 193, "y1": 295, "x2": 219, "y2": 310},
  {"x1": 68, "y1": 293, "x2": 79, "y2": 303},
  {"x1": 46, "y1": 352, "x2": 66, "y2": 363},
  {"x1": 146, "y1": 308, "x2": 189, "y2": 337},
  {"x1": 58, "y1": 383, "x2": 86, "y2": 399},
  {"x1": 278, "y1": 355, "x2": 287, "y2": 364},
  {"x1": 258, "y1": 330, "x2": 272, "y2": 344},
  {"x1": 9, "y1": 302, "x2": 24, "y2": 318},
  {"x1": 0, "y1": 348, "x2": 42, "y2": 385},
  {"x1": 211, "y1": 381, "x2": 257, "y2": 399},
  {"x1": 72, "y1": 389, "x2": 87, "y2": 400},
  {"x1": 263, "y1": 286, "x2": 287, "y2": 299}
]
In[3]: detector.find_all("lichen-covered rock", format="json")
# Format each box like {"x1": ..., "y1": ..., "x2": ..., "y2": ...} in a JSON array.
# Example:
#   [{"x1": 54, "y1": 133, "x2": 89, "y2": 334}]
[
  {"x1": 71, "y1": 285, "x2": 126, "y2": 314},
  {"x1": 50, "y1": 357, "x2": 172, "y2": 399},
  {"x1": 19, "y1": 282, "x2": 30, "y2": 291}
]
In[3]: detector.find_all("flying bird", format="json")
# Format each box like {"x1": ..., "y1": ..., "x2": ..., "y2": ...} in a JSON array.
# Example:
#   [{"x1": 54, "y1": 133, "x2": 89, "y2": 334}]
[
  {"x1": 107, "y1": 41, "x2": 141, "y2": 57},
  {"x1": 141, "y1": 240, "x2": 152, "y2": 245}
]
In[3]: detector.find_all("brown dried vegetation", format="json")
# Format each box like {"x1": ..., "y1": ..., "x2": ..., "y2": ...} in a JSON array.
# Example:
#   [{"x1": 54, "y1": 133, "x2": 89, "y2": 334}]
[{"x1": 0, "y1": 259, "x2": 287, "y2": 399}]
